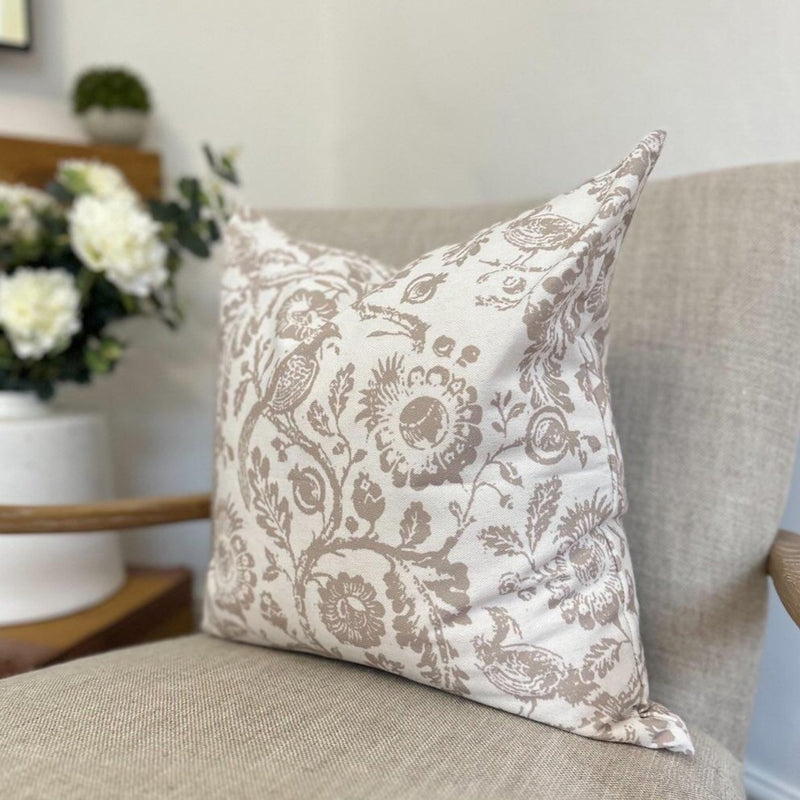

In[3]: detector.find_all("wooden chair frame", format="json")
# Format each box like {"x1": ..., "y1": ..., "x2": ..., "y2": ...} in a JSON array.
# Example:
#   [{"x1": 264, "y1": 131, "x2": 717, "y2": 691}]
[{"x1": 0, "y1": 493, "x2": 798, "y2": 629}]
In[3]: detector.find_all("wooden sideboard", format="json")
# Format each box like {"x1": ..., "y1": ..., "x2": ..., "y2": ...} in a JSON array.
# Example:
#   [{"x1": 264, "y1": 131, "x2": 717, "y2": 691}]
[{"x1": 0, "y1": 134, "x2": 161, "y2": 196}]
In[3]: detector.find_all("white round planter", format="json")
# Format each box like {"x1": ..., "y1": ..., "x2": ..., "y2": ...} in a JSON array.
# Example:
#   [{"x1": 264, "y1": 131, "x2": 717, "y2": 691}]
[
  {"x1": 79, "y1": 107, "x2": 149, "y2": 147},
  {"x1": 0, "y1": 392, "x2": 125, "y2": 625}
]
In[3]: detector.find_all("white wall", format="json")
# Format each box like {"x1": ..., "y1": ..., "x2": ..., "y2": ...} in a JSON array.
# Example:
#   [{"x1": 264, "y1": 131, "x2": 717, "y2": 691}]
[{"x1": 1, "y1": 1, "x2": 798, "y2": 795}]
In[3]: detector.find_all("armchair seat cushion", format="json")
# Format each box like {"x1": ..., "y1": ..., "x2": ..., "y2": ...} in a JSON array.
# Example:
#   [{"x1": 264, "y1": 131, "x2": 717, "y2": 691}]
[{"x1": 0, "y1": 635, "x2": 742, "y2": 800}]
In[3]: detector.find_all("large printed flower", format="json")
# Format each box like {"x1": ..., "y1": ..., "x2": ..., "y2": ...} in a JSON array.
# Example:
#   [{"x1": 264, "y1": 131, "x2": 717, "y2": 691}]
[
  {"x1": 211, "y1": 499, "x2": 257, "y2": 620},
  {"x1": 357, "y1": 355, "x2": 482, "y2": 489},
  {"x1": 69, "y1": 194, "x2": 168, "y2": 297},
  {"x1": 318, "y1": 572, "x2": 385, "y2": 648},
  {"x1": 536, "y1": 494, "x2": 625, "y2": 630},
  {"x1": 275, "y1": 288, "x2": 337, "y2": 341},
  {"x1": 0, "y1": 267, "x2": 81, "y2": 359}
]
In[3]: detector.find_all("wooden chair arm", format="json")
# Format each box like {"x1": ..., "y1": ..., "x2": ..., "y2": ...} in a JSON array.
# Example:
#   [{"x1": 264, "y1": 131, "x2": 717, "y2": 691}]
[
  {"x1": 0, "y1": 493, "x2": 211, "y2": 533},
  {"x1": 769, "y1": 529, "x2": 800, "y2": 629}
]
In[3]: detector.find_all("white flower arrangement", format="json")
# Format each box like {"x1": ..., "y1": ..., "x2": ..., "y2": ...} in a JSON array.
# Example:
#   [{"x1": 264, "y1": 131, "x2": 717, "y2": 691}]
[
  {"x1": 0, "y1": 268, "x2": 81, "y2": 360},
  {"x1": 0, "y1": 185, "x2": 58, "y2": 247},
  {"x1": 57, "y1": 160, "x2": 138, "y2": 202},
  {"x1": 0, "y1": 146, "x2": 239, "y2": 397},
  {"x1": 69, "y1": 194, "x2": 168, "y2": 297}
]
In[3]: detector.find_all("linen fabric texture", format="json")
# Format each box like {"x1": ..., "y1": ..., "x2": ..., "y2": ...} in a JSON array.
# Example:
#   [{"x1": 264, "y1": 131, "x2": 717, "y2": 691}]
[
  {"x1": 204, "y1": 132, "x2": 691, "y2": 752},
  {"x1": 0, "y1": 636, "x2": 743, "y2": 800}
]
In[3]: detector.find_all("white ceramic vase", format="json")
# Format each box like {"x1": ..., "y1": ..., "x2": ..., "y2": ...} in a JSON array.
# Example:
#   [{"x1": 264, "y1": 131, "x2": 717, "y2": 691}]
[
  {"x1": 0, "y1": 392, "x2": 125, "y2": 625},
  {"x1": 79, "y1": 107, "x2": 149, "y2": 147}
]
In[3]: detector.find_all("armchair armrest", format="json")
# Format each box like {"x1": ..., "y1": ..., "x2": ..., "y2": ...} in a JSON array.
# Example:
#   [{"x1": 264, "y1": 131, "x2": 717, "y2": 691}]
[
  {"x1": 0, "y1": 492, "x2": 211, "y2": 534},
  {"x1": 769, "y1": 529, "x2": 800, "y2": 628}
]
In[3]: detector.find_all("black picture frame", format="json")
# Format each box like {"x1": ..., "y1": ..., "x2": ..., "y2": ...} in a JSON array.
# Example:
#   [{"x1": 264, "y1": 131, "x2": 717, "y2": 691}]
[{"x1": 0, "y1": 0, "x2": 33, "y2": 52}]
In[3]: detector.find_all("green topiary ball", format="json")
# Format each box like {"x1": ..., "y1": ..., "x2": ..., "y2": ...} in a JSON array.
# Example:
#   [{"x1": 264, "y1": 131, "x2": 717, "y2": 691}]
[{"x1": 72, "y1": 68, "x2": 152, "y2": 114}]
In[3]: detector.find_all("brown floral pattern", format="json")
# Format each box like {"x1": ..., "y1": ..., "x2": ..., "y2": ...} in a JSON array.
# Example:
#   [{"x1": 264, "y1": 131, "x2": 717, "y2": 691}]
[
  {"x1": 209, "y1": 499, "x2": 257, "y2": 621},
  {"x1": 534, "y1": 493, "x2": 626, "y2": 630},
  {"x1": 356, "y1": 357, "x2": 483, "y2": 489},
  {"x1": 205, "y1": 132, "x2": 693, "y2": 754},
  {"x1": 319, "y1": 573, "x2": 386, "y2": 648}
]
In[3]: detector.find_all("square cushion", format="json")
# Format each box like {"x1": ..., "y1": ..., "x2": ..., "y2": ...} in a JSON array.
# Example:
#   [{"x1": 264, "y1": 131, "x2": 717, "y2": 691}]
[{"x1": 205, "y1": 132, "x2": 691, "y2": 752}]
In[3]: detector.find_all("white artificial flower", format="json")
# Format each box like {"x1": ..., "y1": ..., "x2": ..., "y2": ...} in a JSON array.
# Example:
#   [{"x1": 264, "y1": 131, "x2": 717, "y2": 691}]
[
  {"x1": 0, "y1": 183, "x2": 58, "y2": 246},
  {"x1": 69, "y1": 195, "x2": 168, "y2": 297},
  {"x1": 57, "y1": 159, "x2": 138, "y2": 202},
  {"x1": 0, "y1": 267, "x2": 81, "y2": 360}
]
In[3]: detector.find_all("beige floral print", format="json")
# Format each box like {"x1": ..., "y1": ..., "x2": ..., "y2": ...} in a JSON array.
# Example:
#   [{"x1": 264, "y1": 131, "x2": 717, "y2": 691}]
[
  {"x1": 210, "y1": 499, "x2": 257, "y2": 621},
  {"x1": 537, "y1": 494, "x2": 626, "y2": 630},
  {"x1": 204, "y1": 132, "x2": 693, "y2": 754},
  {"x1": 318, "y1": 573, "x2": 386, "y2": 648},
  {"x1": 356, "y1": 357, "x2": 483, "y2": 489}
]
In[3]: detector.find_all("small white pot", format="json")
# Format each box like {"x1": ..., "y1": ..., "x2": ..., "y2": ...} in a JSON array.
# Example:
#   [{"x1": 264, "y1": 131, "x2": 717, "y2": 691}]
[
  {"x1": 0, "y1": 392, "x2": 125, "y2": 625},
  {"x1": 79, "y1": 107, "x2": 149, "y2": 147}
]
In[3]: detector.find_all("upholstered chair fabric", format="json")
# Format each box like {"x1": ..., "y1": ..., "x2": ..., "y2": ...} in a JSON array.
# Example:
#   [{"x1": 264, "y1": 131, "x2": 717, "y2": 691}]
[{"x1": 0, "y1": 636, "x2": 745, "y2": 800}]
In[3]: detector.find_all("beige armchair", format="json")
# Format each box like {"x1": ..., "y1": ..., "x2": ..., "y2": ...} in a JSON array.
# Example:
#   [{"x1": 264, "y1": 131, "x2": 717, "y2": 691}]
[{"x1": 1, "y1": 163, "x2": 799, "y2": 799}]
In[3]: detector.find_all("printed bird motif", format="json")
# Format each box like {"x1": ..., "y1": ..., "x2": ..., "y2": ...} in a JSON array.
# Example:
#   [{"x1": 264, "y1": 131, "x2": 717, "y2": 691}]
[
  {"x1": 474, "y1": 607, "x2": 576, "y2": 707},
  {"x1": 266, "y1": 321, "x2": 340, "y2": 415},
  {"x1": 503, "y1": 211, "x2": 581, "y2": 265},
  {"x1": 357, "y1": 303, "x2": 428, "y2": 353}
]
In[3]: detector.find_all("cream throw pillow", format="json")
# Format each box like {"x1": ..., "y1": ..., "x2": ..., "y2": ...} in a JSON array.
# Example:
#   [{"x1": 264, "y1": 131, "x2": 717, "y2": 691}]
[{"x1": 204, "y1": 131, "x2": 693, "y2": 753}]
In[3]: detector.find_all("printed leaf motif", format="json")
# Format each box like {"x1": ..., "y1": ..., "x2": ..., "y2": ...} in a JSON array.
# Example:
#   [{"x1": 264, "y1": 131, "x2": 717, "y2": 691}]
[
  {"x1": 307, "y1": 400, "x2": 333, "y2": 437},
  {"x1": 247, "y1": 447, "x2": 292, "y2": 550},
  {"x1": 262, "y1": 548, "x2": 281, "y2": 582},
  {"x1": 233, "y1": 380, "x2": 249, "y2": 417},
  {"x1": 399, "y1": 501, "x2": 432, "y2": 547},
  {"x1": 328, "y1": 363, "x2": 355, "y2": 419},
  {"x1": 581, "y1": 637, "x2": 621, "y2": 680},
  {"x1": 508, "y1": 402, "x2": 526, "y2": 420},
  {"x1": 384, "y1": 561, "x2": 470, "y2": 694},
  {"x1": 385, "y1": 566, "x2": 440, "y2": 679},
  {"x1": 526, "y1": 477, "x2": 562, "y2": 550},
  {"x1": 476, "y1": 294, "x2": 522, "y2": 311},
  {"x1": 479, "y1": 525, "x2": 524, "y2": 557},
  {"x1": 498, "y1": 461, "x2": 523, "y2": 487},
  {"x1": 260, "y1": 590, "x2": 288, "y2": 634},
  {"x1": 413, "y1": 554, "x2": 471, "y2": 626},
  {"x1": 576, "y1": 363, "x2": 594, "y2": 406},
  {"x1": 365, "y1": 651, "x2": 405, "y2": 675},
  {"x1": 585, "y1": 435, "x2": 601, "y2": 453},
  {"x1": 448, "y1": 500, "x2": 463, "y2": 521}
]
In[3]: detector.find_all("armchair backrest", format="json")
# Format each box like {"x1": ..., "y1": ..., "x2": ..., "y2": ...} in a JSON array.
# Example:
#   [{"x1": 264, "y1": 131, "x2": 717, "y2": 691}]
[{"x1": 268, "y1": 162, "x2": 800, "y2": 756}]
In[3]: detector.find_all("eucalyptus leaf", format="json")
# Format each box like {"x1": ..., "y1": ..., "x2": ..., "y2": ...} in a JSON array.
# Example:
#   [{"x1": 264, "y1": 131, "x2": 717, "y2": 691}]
[{"x1": 177, "y1": 227, "x2": 210, "y2": 258}]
